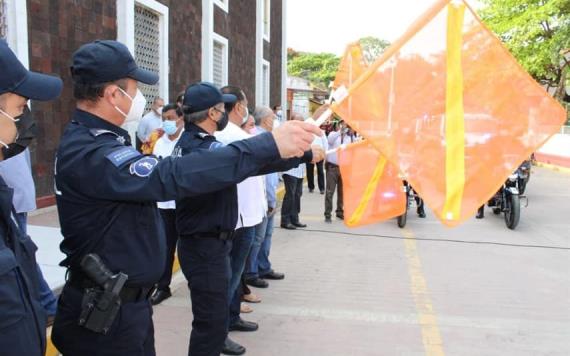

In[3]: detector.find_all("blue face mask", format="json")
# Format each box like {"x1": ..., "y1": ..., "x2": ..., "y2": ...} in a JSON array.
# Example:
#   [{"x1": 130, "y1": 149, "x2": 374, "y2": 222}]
[{"x1": 162, "y1": 120, "x2": 178, "y2": 135}]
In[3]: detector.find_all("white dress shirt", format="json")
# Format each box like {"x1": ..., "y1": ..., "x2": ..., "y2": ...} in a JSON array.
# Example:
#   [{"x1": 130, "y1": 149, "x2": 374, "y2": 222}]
[
  {"x1": 326, "y1": 130, "x2": 355, "y2": 165},
  {"x1": 215, "y1": 122, "x2": 267, "y2": 228},
  {"x1": 152, "y1": 131, "x2": 182, "y2": 210}
]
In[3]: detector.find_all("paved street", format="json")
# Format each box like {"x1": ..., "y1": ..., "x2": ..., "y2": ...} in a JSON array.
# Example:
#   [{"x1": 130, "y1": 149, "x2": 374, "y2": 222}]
[{"x1": 154, "y1": 167, "x2": 570, "y2": 356}]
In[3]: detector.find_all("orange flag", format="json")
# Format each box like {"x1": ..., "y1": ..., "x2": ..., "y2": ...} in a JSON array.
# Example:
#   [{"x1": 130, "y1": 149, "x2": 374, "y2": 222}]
[
  {"x1": 338, "y1": 141, "x2": 407, "y2": 227},
  {"x1": 331, "y1": 0, "x2": 567, "y2": 227},
  {"x1": 331, "y1": 42, "x2": 407, "y2": 227}
]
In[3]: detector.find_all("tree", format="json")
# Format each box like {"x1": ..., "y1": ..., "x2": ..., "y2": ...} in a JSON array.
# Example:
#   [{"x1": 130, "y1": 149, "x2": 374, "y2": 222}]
[
  {"x1": 480, "y1": 0, "x2": 570, "y2": 102},
  {"x1": 359, "y1": 36, "x2": 391, "y2": 65},
  {"x1": 287, "y1": 51, "x2": 340, "y2": 88}
]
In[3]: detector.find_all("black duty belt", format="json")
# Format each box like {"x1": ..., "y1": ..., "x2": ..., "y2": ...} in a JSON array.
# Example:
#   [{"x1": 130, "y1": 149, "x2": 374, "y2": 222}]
[
  {"x1": 183, "y1": 231, "x2": 234, "y2": 241},
  {"x1": 67, "y1": 270, "x2": 155, "y2": 304}
]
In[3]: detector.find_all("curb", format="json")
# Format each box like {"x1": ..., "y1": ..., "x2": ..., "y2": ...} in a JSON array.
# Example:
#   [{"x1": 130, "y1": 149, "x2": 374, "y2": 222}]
[{"x1": 536, "y1": 162, "x2": 570, "y2": 174}]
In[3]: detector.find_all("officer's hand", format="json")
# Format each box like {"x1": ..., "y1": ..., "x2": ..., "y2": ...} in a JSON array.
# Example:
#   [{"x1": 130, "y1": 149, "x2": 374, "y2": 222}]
[
  {"x1": 310, "y1": 144, "x2": 325, "y2": 163},
  {"x1": 272, "y1": 121, "x2": 322, "y2": 158}
]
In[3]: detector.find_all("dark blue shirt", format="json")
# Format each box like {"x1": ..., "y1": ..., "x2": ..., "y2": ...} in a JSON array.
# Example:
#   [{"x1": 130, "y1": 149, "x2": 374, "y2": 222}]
[
  {"x1": 0, "y1": 177, "x2": 45, "y2": 347},
  {"x1": 55, "y1": 109, "x2": 283, "y2": 286},
  {"x1": 175, "y1": 122, "x2": 312, "y2": 237}
]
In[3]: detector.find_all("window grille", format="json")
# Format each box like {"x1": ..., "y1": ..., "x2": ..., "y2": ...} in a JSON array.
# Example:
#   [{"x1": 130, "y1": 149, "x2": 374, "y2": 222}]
[
  {"x1": 213, "y1": 41, "x2": 225, "y2": 88},
  {"x1": 134, "y1": 4, "x2": 161, "y2": 111},
  {"x1": 0, "y1": 0, "x2": 8, "y2": 40}
]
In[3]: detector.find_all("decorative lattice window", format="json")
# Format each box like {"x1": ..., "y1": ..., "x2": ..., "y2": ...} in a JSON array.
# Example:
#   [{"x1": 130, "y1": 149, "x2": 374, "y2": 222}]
[
  {"x1": 213, "y1": 41, "x2": 224, "y2": 88},
  {"x1": 0, "y1": 0, "x2": 7, "y2": 40},
  {"x1": 134, "y1": 4, "x2": 161, "y2": 111},
  {"x1": 262, "y1": 61, "x2": 270, "y2": 106}
]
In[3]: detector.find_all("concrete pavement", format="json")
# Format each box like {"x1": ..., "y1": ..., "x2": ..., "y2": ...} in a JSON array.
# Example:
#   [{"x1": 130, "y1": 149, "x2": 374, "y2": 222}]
[{"x1": 153, "y1": 167, "x2": 570, "y2": 356}]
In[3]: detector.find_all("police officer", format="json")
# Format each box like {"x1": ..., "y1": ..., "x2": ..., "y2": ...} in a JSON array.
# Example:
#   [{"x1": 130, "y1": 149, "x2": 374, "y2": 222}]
[
  {"x1": 0, "y1": 40, "x2": 63, "y2": 356},
  {"x1": 51, "y1": 40, "x2": 322, "y2": 356},
  {"x1": 175, "y1": 82, "x2": 323, "y2": 356}
]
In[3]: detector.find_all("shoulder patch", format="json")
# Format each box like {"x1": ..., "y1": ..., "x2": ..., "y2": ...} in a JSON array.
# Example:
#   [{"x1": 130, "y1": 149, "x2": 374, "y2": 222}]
[
  {"x1": 129, "y1": 156, "x2": 159, "y2": 177},
  {"x1": 105, "y1": 146, "x2": 142, "y2": 167},
  {"x1": 208, "y1": 141, "x2": 225, "y2": 151}
]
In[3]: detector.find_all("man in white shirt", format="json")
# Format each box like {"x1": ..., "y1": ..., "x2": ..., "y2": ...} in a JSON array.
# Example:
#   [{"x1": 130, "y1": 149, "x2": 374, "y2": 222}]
[
  {"x1": 324, "y1": 120, "x2": 355, "y2": 223},
  {"x1": 215, "y1": 86, "x2": 266, "y2": 339},
  {"x1": 150, "y1": 103, "x2": 184, "y2": 305},
  {"x1": 281, "y1": 112, "x2": 309, "y2": 230},
  {"x1": 136, "y1": 96, "x2": 163, "y2": 150}
]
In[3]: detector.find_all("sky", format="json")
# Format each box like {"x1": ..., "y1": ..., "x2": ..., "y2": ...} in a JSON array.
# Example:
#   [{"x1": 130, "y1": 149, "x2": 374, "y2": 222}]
[{"x1": 287, "y1": 0, "x2": 482, "y2": 55}]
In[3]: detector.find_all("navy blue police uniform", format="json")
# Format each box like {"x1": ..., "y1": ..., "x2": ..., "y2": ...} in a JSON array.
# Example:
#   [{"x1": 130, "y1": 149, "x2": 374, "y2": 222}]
[
  {"x1": 50, "y1": 41, "x2": 290, "y2": 356},
  {"x1": 0, "y1": 39, "x2": 63, "y2": 356},
  {"x1": 0, "y1": 177, "x2": 46, "y2": 356},
  {"x1": 175, "y1": 119, "x2": 313, "y2": 356}
]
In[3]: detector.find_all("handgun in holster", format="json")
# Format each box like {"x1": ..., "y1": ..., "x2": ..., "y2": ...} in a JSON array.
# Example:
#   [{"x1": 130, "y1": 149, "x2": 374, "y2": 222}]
[{"x1": 78, "y1": 253, "x2": 128, "y2": 334}]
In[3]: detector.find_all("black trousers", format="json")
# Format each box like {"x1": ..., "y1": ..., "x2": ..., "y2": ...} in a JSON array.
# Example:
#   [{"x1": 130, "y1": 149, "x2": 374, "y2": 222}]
[
  {"x1": 281, "y1": 174, "x2": 303, "y2": 225},
  {"x1": 52, "y1": 285, "x2": 155, "y2": 356},
  {"x1": 306, "y1": 161, "x2": 324, "y2": 192},
  {"x1": 157, "y1": 209, "x2": 178, "y2": 292},
  {"x1": 178, "y1": 236, "x2": 232, "y2": 356}
]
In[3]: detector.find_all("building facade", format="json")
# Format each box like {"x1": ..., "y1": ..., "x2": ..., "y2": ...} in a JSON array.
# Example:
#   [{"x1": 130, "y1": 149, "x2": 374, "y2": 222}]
[{"x1": 0, "y1": 0, "x2": 287, "y2": 202}]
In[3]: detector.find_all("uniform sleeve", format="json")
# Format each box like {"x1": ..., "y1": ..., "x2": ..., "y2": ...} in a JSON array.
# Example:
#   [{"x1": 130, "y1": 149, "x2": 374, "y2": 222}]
[
  {"x1": 256, "y1": 149, "x2": 313, "y2": 175},
  {"x1": 63, "y1": 132, "x2": 281, "y2": 202}
]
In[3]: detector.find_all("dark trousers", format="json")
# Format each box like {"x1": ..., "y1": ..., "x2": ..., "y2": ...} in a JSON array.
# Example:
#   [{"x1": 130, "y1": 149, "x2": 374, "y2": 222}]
[
  {"x1": 52, "y1": 285, "x2": 155, "y2": 356},
  {"x1": 281, "y1": 174, "x2": 303, "y2": 225},
  {"x1": 306, "y1": 161, "x2": 324, "y2": 192},
  {"x1": 178, "y1": 236, "x2": 232, "y2": 356},
  {"x1": 228, "y1": 227, "x2": 255, "y2": 326},
  {"x1": 157, "y1": 209, "x2": 178, "y2": 292},
  {"x1": 325, "y1": 163, "x2": 344, "y2": 218}
]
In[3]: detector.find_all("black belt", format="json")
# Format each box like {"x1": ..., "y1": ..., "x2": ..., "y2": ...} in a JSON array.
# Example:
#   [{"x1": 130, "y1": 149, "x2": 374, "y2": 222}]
[
  {"x1": 183, "y1": 231, "x2": 234, "y2": 241},
  {"x1": 67, "y1": 270, "x2": 155, "y2": 304}
]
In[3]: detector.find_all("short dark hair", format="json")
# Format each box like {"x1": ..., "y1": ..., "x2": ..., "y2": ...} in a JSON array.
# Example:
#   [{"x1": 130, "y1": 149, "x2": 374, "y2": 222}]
[
  {"x1": 73, "y1": 77, "x2": 127, "y2": 102},
  {"x1": 182, "y1": 106, "x2": 209, "y2": 124},
  {"x1": 162, "y1": 103, "x2": 180, "y2": 117},
  {"x1": 221, "y1": 85, "x2": 245, "y2": 113},
  {"x1": 176, "y1": 91, "x2": 184, "y2": 105}
]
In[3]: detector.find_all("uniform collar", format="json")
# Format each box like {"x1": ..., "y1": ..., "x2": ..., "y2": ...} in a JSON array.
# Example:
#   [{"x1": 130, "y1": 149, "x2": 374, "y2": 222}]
[
  {"x1": 185, "y1": 122, "x2": 212, "y2": 136},
  {"x1": 73, "y1": 109, "x2": 131, "y2": 143}
]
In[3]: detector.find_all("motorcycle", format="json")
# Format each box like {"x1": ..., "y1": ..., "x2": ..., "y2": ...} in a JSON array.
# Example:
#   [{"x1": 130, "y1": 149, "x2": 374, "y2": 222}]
[
  {"x1": 397, "y1": 181, "x2": 425, "y2": 228},
  {"x1": 486, "y1": 167, "x2": 527, "y2": 230},
  {"x1": 517, "y1": 160, "x2": 531, "y2": 195}
]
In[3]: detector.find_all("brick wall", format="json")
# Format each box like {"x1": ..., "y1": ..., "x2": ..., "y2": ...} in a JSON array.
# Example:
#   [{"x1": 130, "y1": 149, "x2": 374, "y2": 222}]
[
  {"x1": 27, "y1": 0, "x2": 117, "y2": 198},
  {"x1": 269, "y1": 0, "x2": 283, "y2": 109},
  {"x1": 214, "y1": 0, "x2": 257, "y2": 106}
]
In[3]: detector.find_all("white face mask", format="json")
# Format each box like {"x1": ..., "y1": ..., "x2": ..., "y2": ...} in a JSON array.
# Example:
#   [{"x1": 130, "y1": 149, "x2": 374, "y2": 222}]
[
  {"x1": 241, "y1": 104, "x2": 249, "y2": 125},
  {"x1": 0, "y1": 109, "x2": 19, "y2": 148},
  {"x1": 115, "y1": 88, "x2": 147, "y2": 125}
]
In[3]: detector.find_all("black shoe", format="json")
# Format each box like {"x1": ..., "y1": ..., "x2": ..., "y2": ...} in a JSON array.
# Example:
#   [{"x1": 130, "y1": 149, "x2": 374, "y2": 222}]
[
  {"x1": 292, "y1": 222, "x2": 307, "y2": 228},
  {"x1": 417, "y1": 208, "x2": 426, "y2": 218},
  {"x1": 325, "y1": 217, "x2": 332, "y2": 223},
  {"x1": 262, "y1": 271, "x2": 285, "y2": 280},
  {"x1": 281, "y1": 223, "x2": 297, "y2": 230},
  {"x1": 222, "y1": 337, "x2": 246, "y2": 355},
  {"x1": 246, "y1": 277, "x2": 269, "y2": 288},
  {"x1": 150, "y1": 289, "x2": 171, "y2": 306},
  {"x1": 336, "y1": 214, "x2": 344, "y2": 220},
  {"x1": 476, "y1": 211, "x2": 485, "y2": 219},
  {"x1": 229, "y1": 318, "x2": 259, "y2": 332},
  {"x1": 309, "y1": 189, "x2": 314, "y2": 193},
  {"x1": 320, "y1": 190, "x2": 325, "y2": 194}
]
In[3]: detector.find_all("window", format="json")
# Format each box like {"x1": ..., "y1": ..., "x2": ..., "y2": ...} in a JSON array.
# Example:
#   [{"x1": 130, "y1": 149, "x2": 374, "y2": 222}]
[
  {"x1": 213, "y1": 0, "x2": 228, "y2": 13},
  {"x1": 116, "y1": 0, "x2": 169, "y2": 106},
  {"x1": 134, "y1": 4, "x2": 161, "y2": 111},
  {"x1": 261, "y1": 60, "x2": 270, "y2": 106},
  {"x1": 212, "y1": 33, "x2": 228, "y2": 87},
  {"x1": 0, "y1": 0, "x2": 7, "y2": 40},
  {"x1": 262, "y1": 0, "x2": 270, "y2": 41}
]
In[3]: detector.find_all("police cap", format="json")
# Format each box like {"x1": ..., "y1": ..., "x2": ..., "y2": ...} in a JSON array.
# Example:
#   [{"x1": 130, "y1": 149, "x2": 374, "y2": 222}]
[{"x1": 183, "y1": 82, "x2": 236, "y2": 113}]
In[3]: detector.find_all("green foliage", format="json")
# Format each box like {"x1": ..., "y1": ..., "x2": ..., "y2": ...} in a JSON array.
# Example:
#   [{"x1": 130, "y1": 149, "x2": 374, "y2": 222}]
[
  {"x1": 359, "y1": 36, "x2": 391, "y2": 64},
  {"x1": 287, "y1": 51, "x2": 340, "y2": 87},
  {"x1": 480, "y1": 0, "x2": 570, "y2": 101}
]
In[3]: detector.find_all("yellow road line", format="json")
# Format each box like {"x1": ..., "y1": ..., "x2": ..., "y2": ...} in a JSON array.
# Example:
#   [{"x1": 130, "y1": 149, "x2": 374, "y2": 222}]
[
  {"x1": 402, "y1": 228, "x2": 445, "y2": 356},
  {"x1": 536, "y1": 162, "x2": 570, "y2": 175}
]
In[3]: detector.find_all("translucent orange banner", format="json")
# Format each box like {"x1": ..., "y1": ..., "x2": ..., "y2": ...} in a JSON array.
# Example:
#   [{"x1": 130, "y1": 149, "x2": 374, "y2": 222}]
[{"x1": 331, "y1": 0, "x2": 567, "y2": 227}]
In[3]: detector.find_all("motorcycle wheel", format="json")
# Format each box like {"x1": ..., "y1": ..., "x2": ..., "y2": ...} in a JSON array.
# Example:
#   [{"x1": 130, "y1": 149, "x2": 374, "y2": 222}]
[
  {"x1": 504, "y1": 194, "x2": 520, "y2": 230},
  {"x1": 397, "y1": 196, "x2": 409, "y2": 228}
]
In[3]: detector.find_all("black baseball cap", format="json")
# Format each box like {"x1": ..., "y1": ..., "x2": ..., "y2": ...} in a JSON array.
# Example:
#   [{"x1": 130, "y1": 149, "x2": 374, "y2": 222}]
[
  {"x1": 183, "y1": 82, "x2": 237, "y2": 113},
  {"x1": 0, "y1": 40, "x2": 62, "y2": 101},
  {"x1": 71, "y1": 40, "x2": 158, "y2": 85}
]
